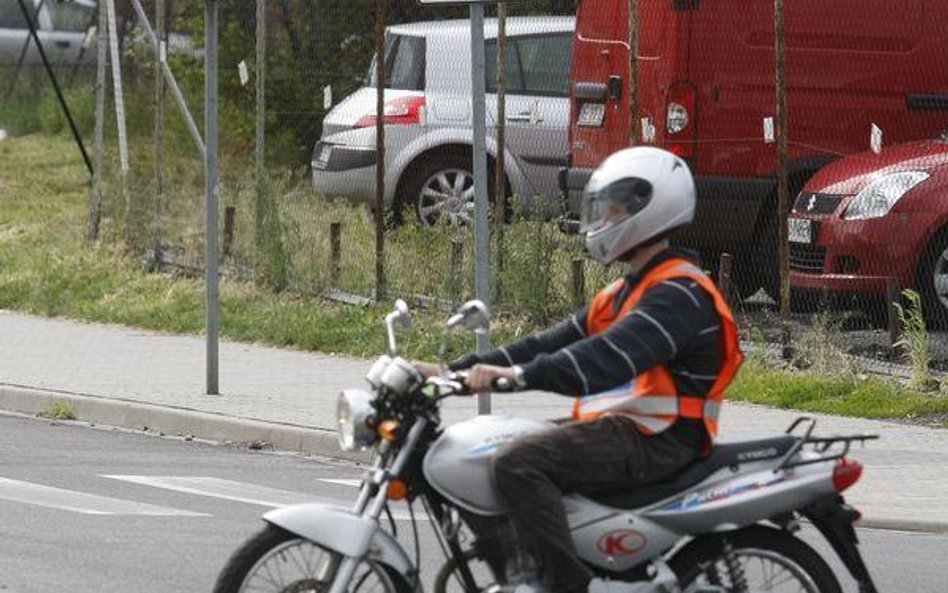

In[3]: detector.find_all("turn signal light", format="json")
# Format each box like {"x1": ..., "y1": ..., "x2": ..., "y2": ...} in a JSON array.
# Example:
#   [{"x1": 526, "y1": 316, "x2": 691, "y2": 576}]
[
  {"x1": 832, "y1": 458, "x2": 863, "y2": 493},
  {"x1": 387, "y1": 479, "x2": 407, "y2": 501},
  {"x1": 378, "y1": 420, "x2": 400, "y2": 442}
]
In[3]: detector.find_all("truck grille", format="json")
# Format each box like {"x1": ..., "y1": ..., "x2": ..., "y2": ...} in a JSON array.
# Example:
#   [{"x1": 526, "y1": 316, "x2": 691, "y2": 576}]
[{"x1": 789, "y1": 244, "x2": 827, "y2": 273}]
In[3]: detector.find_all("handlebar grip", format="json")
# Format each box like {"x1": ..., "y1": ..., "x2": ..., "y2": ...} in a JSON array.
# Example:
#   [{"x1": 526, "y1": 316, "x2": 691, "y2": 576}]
[{"x1": 492, "y1": 377, "x2": 517, "y2": 392}]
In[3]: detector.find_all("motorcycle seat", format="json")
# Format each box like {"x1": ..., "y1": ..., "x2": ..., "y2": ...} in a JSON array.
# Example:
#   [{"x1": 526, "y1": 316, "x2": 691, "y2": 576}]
[{"x1": 584, "y1": 435, "x2": 796, "y2": 510}]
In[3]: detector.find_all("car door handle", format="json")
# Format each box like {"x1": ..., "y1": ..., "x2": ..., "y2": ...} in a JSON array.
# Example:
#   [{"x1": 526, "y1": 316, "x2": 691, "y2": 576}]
[
  {"x1": 54, "y1": 40, "x2": 71, "y2": 49},
  {"x1": 508, "y1": 111, "x2": 543, "y2": 123}
]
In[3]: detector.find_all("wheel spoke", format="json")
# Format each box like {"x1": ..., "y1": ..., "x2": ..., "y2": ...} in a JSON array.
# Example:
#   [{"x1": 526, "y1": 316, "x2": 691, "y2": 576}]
[
  {"x1": 454, "y1": 172, "x2": 467, "y2": 193},
  {"x1": 437, "y1": 173, "x2": 453, "y2": 193}
]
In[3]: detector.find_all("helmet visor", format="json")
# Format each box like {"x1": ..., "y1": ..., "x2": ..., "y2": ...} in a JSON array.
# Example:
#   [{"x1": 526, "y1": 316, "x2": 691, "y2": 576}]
[{"x1": 580, "y1": 177, "x2": 654, "y2": 233}]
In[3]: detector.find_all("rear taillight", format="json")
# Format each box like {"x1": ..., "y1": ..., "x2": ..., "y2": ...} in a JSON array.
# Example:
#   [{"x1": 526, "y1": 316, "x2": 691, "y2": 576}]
[
  {"x1": 832, "y1": 458, "x2": 863, "y2": 493},
  {"x1": 355, "y1": 96, "x2": 426, "y2": 128},
  {"x1": 665, "y1": 82, "x2": 697, "y2": 159}
]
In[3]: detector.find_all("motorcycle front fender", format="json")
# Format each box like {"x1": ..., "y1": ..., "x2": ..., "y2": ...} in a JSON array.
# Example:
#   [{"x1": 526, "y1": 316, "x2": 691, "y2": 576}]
[{"x1": 264, "y1": 502, "x2": 417, "y2": 581}]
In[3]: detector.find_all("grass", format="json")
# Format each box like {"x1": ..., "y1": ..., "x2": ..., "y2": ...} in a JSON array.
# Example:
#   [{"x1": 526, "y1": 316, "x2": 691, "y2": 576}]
[{"x1": 1, "y1": 132, "x2": 947, "y2": 425}]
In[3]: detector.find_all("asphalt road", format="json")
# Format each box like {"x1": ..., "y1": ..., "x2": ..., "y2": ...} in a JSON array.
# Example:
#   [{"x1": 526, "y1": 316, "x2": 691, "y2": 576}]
[{"x1": 0, "y1": 413, "x2": 945, "y2": 593}]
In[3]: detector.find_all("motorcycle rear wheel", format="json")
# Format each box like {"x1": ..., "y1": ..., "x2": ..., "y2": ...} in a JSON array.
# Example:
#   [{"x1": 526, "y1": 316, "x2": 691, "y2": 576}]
[
  {"x1": 670, "y1": 525, "x2": 842, "y2": 593},
  {"x1": 213, "y1": 524, "x2": 408, "y2": 593}
]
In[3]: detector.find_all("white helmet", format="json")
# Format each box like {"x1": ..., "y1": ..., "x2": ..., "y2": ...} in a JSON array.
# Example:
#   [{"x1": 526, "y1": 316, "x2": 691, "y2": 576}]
[{"x1": 581, "y1": 146, "x2": 696, "y2": 264}]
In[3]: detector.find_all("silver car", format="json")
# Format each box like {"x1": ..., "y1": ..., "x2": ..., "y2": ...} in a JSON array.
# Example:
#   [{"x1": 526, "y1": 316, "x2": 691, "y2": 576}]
[
  {"x1": 0, "y1": 0, "x2": 95, "y2": 66},
  {"x1": 311, "y1": 17, "x2": 573, "y2": 225}
]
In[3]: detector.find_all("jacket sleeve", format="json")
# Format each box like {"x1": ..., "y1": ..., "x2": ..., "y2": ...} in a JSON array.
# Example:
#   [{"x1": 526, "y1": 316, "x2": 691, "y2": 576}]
[
  {"x1": 448, "y1": 308, "x2": 589, "y2": 371},
  {"x1": 519, "y1": 278, "x2": 721, "y2": 395}
]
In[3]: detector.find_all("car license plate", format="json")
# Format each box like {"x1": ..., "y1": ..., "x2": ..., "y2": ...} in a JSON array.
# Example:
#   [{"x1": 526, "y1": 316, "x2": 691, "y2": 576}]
[
  {"x1": 788, "y1": 217, "x2": 813, "y2": 244},
  {"x1": 315, "y1": 143, "x2": 333, "y2": 169},
  {"x1": 578, "y1": 103, "x2": 605, "y2": 127}
]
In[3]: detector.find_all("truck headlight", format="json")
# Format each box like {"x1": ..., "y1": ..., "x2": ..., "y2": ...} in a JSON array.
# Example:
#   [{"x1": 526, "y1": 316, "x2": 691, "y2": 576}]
[
  {"x1": 337, "y1": 389, "x2": 377, "y2": 452},
  {"x1": 842, "y1": 171, "x2": 928, "y2": 220}
]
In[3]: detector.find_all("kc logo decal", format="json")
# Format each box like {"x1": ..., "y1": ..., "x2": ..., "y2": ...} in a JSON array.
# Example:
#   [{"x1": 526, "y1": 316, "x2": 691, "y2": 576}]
[{"x1": 597, "y1": 529, "x2": 646, "y2": 556}]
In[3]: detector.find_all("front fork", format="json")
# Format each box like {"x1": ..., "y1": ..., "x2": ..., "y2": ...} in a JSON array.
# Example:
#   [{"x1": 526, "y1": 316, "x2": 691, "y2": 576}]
[{"x1": 325, "y1": 419, "x2": 429, "y2": 593}]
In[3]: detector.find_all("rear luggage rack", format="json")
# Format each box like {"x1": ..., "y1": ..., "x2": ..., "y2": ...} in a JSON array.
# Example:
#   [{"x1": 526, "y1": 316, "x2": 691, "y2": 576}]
[{"x1": 775, "y1": 417, "x2": 878, "y2": 470}]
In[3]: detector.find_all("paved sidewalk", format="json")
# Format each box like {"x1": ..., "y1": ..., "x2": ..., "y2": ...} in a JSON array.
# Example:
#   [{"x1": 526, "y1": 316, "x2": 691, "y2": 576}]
[{"x1": 1, "y1": 310, "x2": 946, "y2": 533}]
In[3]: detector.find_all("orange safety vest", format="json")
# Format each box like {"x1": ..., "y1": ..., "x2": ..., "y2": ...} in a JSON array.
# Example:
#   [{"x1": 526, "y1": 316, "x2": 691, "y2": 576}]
[{"x1": 572, "y1": 257, "x2": 743, "y2": 447}]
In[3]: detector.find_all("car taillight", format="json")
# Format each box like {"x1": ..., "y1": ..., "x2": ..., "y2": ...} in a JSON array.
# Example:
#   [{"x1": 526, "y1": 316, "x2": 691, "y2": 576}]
[
  {"x1": 665, "y1": 82, "x2": 697, "y2": 160},
  {"x1": 832, "y1": 458, "x2": 863, "y2": 493},
  {"x1": 355, "y1": 96, "x2": 426, "y2": 128}
]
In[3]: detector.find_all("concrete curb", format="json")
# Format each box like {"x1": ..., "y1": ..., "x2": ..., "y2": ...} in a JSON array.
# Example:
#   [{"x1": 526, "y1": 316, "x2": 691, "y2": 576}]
[
  {"x1": 0, "y1": 383, "x2": 371, "y2": 464},
  {"x1": 3, "y1": 382, "x2": 947, "y2": 535}
]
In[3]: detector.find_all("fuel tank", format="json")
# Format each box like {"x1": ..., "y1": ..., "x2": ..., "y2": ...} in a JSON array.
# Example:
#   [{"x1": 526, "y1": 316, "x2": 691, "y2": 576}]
[{"x1": 422, "y1": 415, "x2": 552, "y2": 516}]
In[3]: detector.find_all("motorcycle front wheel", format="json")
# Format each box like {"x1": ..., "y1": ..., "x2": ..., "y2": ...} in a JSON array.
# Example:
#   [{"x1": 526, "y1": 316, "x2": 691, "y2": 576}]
[
  {"x1": 213, "y1": 524, "x2": 409, "y2": 593},
  {"x1": 670, "y1": 525, "x2": 842, "y2": 593}
]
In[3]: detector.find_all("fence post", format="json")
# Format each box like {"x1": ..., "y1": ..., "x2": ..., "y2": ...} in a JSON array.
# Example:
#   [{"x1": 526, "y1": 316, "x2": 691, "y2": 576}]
[
  {"x1": 775, "y1": 0, "x2": 792, "y2": 362},
  {"x1": 87, "y1": 0, "x2": 107, "y2": 242},
  {"x1": 887, "y1": 277, "x2": 904, "y2": 360},
  {"x1": 571, "y1": 258, "x2": 585, "y2": 310},
  {"x1": 451, "y1": 238, "x2": 464, "y2": 305},
  {"x1": 718, "y1": 252, "x2": 733, "y2": 306},
  {"x1": 223, "y1": 206, "x2": 236, "y2": 258},
  {"x1": 330, "y1": 222, "x2": 341, "y2": 288},
  {"x1": 373, "y1": 0, "x2": 387, "y2": 303},
  {"x1": 493, "y1": 3, "x2": 507, "y2": 305},
  {"x1": 153, "y1": 0, "x2": 165, "y2": 269}
]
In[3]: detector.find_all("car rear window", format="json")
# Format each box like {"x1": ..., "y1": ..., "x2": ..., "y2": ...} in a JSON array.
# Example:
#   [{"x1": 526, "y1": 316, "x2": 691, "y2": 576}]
[
  {"x1": 367, "y1": 33, "x2": 426, "y2": 91},
  {"x1": 486, "y1": 33, "x2": 572, "y2": 97}
]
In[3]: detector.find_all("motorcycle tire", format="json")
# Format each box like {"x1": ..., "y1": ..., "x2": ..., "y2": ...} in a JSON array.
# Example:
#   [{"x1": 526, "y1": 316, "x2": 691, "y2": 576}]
[
  {"x1": 669, "y1": 525, "x2": 842, "y2": 593},
  {"x1": 213, "y1": 524, "x2": 410, "y2": 593}
]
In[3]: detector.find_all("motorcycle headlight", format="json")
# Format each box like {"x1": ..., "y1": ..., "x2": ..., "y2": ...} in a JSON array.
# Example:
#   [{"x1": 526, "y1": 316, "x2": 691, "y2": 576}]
[
  {"x1": 337, "y1": 389, "x2": 377, "y2": 452},
  {"x1": 842, "y1": 171, "x2": 929, "y2": 220}
]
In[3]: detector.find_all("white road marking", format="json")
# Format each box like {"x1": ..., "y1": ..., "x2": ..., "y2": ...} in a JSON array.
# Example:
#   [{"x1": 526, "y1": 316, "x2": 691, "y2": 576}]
[
  {"x1": 103, "y1": 475, "x2": 425, "y2": 521},
  {"x1": 0, "y1": 477, "x2": 207, "y2": 516},
  {"x1": 318, "y1": 478, "x2": 363, "y2": 488},
  {"x1": 103, "y1": 475, "x2": 328, "y2": 507}
]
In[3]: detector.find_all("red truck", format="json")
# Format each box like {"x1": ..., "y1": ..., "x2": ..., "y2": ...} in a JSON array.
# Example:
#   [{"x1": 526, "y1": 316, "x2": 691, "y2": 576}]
[{"x1": 560, "y1": 0, "x2": 948, "y2": 296}]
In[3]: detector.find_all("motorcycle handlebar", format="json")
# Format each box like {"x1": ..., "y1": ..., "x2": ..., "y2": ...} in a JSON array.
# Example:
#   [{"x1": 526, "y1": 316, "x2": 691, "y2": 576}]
[{"x1": 426, "y1": 371, "x2": 520, "y2": 397}]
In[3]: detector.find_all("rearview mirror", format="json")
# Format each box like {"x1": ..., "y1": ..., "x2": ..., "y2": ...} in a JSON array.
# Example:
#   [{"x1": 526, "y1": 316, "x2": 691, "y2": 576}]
[
  {"x1": 385, "y1": 299, "x2": 412, "y2": 356},
  {"x1": 446, "y1": 300, "x2": 490, "y2": 332}
]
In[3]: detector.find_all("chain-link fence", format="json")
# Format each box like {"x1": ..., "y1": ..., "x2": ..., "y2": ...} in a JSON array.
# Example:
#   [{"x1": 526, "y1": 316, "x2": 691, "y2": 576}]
[{"x1": 8, "y1": 0, "x2": 948, "y2": 378}]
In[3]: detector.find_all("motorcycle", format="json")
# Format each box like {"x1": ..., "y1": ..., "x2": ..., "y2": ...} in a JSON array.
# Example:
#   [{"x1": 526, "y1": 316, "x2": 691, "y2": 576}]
[{"x1": 213, "y1": 299, "x2": 879, "y2": 593}]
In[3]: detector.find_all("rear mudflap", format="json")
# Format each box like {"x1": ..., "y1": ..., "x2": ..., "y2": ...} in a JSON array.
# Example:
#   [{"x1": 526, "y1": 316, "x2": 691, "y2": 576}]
[{"x1": 802, "y1": 495, "x2": 879, "y2": 593}]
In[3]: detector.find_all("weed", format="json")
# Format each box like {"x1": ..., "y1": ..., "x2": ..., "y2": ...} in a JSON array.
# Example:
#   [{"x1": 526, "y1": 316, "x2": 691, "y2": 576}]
[
  {"x1": 895, "y1": 289, "x2": 937, "y2": 391},
  {"x1": 38, "y1": 400, "x2": 77, "y2": 421}
]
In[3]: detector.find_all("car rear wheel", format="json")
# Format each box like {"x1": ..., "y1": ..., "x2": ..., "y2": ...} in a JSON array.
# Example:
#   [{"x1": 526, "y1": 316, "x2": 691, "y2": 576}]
[
  {"x1": 405, "y1": 155, "x2": 476, "y2": 226},
  {"x1": 916, "y1": 230, "x2": 948, "y2": 327}
]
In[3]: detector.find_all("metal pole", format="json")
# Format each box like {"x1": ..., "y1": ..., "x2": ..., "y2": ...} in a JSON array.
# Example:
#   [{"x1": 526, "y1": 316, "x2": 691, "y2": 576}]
[
  {"x1": 470, "y1": 4, "x2": 491, "y2": 414},
  {"x1": 775, "y1": 0, "x2": 791, "y2": 360},
  {"x1": 373, "y1": 0, "x2": 387, "y2": 303},
  {"x1": 104, "y1": 0, "x2": 130, "y2": 238},
  {"x1": 87, "y1": 0, "x2": 108, "y2": 242},
  {"x1": 154, "y1": 0, "x2": 166, "y2": 269},
  {"x1": 205, "y1": 0, "x2": 220, "y2": 395}
]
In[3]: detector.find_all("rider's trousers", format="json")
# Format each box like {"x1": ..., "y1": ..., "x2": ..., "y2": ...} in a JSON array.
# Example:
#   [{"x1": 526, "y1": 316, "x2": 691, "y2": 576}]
[{"x1": 493, "y1": 415, "x2": 698, "y2": 593}]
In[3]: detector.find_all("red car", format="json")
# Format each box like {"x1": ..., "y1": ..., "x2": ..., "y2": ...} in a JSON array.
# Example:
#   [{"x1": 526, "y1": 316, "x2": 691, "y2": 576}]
[{"x1": 789, "y1": 136, "x2": 948, "y2": 320}]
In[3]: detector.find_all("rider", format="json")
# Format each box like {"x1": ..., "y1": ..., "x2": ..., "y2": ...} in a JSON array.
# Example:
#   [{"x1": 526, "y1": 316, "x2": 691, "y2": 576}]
[{"x1": 416, "y1": 146, "x2": 743, "y2": 593}]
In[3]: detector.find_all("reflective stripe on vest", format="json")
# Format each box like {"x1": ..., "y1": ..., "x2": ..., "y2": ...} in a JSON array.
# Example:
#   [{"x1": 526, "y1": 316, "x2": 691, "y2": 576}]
[{"x1": 574, "y1": 258, "x2": 742, "y2": 444}]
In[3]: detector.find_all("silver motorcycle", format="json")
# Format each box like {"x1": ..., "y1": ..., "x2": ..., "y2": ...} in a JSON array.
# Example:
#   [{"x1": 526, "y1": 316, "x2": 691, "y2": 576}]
[{"x1": 213, "y1": 300, "x2": 879, "y2": 593}]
